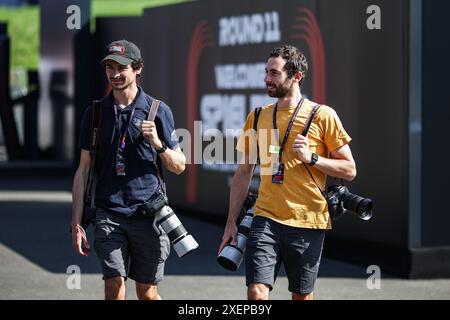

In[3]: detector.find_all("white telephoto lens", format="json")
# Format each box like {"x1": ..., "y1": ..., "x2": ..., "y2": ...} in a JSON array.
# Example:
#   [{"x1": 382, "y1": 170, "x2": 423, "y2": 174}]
[{"x1": 173, "y1": 234, "x2": 199, "y2": 258}]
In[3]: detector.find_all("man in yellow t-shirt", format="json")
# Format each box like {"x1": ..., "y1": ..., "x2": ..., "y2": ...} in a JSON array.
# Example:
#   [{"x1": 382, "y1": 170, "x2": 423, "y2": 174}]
[{"x1": 218, "y1": 45, "x2": 356, "y2": 301}]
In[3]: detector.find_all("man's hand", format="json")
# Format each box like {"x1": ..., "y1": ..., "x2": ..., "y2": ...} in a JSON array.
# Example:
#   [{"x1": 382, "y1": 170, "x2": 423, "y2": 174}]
[
  {"x1": 72, "y1": 225, "x2": 91, "y2": 257},
  {"x1": 141, "y1": 120, "x2": 163, "y2": 150},
  {"x1": 293, "y1": 134, "x2": 312, "y2": 164},
  {"x1": 218, "y1": 222, "x2": 238, "y2": 255}
]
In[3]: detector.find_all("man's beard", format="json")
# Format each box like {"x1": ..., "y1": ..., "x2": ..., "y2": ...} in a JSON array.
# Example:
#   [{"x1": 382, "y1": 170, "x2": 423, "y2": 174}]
[
  {"x1": 267, "y1": 78, "x2": 293, "y2": 98},
  {"x1": 110, "y1": 78, "x2": 133, "y2": 91}
]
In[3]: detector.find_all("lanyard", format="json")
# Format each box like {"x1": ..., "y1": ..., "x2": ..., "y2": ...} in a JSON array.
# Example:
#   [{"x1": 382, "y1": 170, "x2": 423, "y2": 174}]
[
  {"x1": 113, "y1": 100, "x2": 137, "y2": 152},
  {"x1": 272, "y1": 97, "x2": 305, "y2": 163}
]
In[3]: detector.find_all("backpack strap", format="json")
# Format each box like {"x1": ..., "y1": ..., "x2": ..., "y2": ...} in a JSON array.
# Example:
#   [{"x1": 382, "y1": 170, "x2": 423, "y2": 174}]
[
  {"x1": 84, "y1": 100, "x2": 102, "y2": 206},
  {"x1": 235, "y1": 107, "x2": 262, "y2": 223},
  {"x1": 254, "y1": 107, "x2": 262, "y2": 132},
  {"x1": 253, "y1": 107, "x2": 262, "y2": 165},
  {"x1": 147, "y1": 98, "x2": 161, "y2": 121},
  {"x1": 147, "y1": 98, "x2": 166, "y2": 194}
]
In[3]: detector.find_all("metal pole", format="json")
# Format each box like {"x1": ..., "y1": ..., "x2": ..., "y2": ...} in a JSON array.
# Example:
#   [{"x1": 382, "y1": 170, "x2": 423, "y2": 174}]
[
  {"x1": 0, "y1": 22, "x2": 23, "y2": 160},
  {"x1": 23, "y1": 71, "x2": 40, "y2": 159}
]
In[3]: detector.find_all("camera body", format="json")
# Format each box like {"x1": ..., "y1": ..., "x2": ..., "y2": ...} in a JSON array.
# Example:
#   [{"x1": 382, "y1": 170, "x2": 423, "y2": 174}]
[
  {"x1": 325, "y1": 185, "x2": 373, "y2": 221},
  {"x1": 139, "y1": 190, "x2": 169, "y2": 217},
  {"x1": 217, "y1": 192, "x2": 257, "y2": 271}
]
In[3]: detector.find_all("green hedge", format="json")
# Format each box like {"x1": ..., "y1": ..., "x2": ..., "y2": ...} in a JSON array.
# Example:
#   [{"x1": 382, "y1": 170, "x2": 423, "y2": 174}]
[
  {"x1": 92, "y1": 0, "x2": 188, "y2": 17},
  {"x1": 0, "y1": 6, "x2": 39, "y2": 69}
]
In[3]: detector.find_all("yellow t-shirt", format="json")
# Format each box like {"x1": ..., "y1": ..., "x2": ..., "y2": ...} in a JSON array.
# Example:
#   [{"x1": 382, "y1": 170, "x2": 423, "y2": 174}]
[{"x1": 236, "y1": 98, "x2": 352, "y2": 230}]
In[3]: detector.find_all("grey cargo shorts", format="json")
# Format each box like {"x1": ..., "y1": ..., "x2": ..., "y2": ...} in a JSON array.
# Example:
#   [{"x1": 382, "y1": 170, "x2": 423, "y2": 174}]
[
  {"x1": 245, "y1": 216, "x2": 325, "y2": 295},
  {"x1": 93, "y1": 208, "x2": 170, "y2": 284}
]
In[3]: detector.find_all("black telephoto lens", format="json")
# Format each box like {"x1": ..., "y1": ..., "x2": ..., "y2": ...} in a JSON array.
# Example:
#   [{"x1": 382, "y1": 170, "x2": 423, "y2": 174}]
[{"x1": 343, "y1": 193, "x2": 373, "y2": 220}]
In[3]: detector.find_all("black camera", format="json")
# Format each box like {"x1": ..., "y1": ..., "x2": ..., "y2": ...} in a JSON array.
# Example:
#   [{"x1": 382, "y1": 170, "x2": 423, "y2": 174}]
[
  {"x1": 242, "y1": 192, "x2": 258, "y2": 213},
  {"x1": 325, "y1": 185, "x2": 373, "y2": 221},
  {"x1": 138, "y1": 190, "x2": 169, "y2": 217},
  {"x1": 217, "y1": 192, "x2": 258, "y2": 271}
]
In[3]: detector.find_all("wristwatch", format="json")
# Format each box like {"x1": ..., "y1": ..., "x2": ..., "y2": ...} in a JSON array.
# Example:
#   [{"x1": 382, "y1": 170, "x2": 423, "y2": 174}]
[
  {"x1": 156, "y1": 144, "x2": 167, "y2": 154},
  {"x1": 308, "y1": 153, "x2": 318, "y2": 166}
]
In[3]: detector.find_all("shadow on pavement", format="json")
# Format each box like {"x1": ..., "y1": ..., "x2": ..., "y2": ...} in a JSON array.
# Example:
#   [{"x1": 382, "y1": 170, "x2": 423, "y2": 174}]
[{"x1": 0, "y1": 199, "x2": 379, "y2": 279}]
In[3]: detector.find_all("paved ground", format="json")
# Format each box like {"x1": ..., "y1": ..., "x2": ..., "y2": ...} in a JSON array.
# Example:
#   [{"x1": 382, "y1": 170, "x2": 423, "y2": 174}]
[{"x1": 0, "y1": 178, "x2": 449, "y2": 300}]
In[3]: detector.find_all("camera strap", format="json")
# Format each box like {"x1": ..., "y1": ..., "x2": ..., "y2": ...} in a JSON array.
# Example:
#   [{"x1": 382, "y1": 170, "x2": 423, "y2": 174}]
[
  {"x1": 301, "y1": 106, "x2": 346, "y2": 193},
  {"x1": 301, "y1": 105, "x2": 327, "y2": 196},
  {"x1": 146, "y1": 98, "x2": 166, "y2": 194},
  {"x1": 84, "y1": 100, "x2": 103, "y2": 206}
]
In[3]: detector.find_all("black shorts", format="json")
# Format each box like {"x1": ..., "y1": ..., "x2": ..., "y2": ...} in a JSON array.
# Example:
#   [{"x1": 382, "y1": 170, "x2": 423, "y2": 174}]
[{"x1": 245, "y1": 216, "x2": 325, "y2": 295}]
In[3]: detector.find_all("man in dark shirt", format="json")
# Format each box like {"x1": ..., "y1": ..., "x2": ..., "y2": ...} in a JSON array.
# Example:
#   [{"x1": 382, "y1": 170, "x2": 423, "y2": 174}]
[{"x1": 71, "y1": 39, "x2": 186, "y2": 300}]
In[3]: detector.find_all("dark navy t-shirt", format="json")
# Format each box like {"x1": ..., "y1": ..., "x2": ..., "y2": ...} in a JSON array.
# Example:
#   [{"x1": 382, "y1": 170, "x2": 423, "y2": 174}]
[{"x1": 79, "y1": 87, "x2": 179, "y2": 216}]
